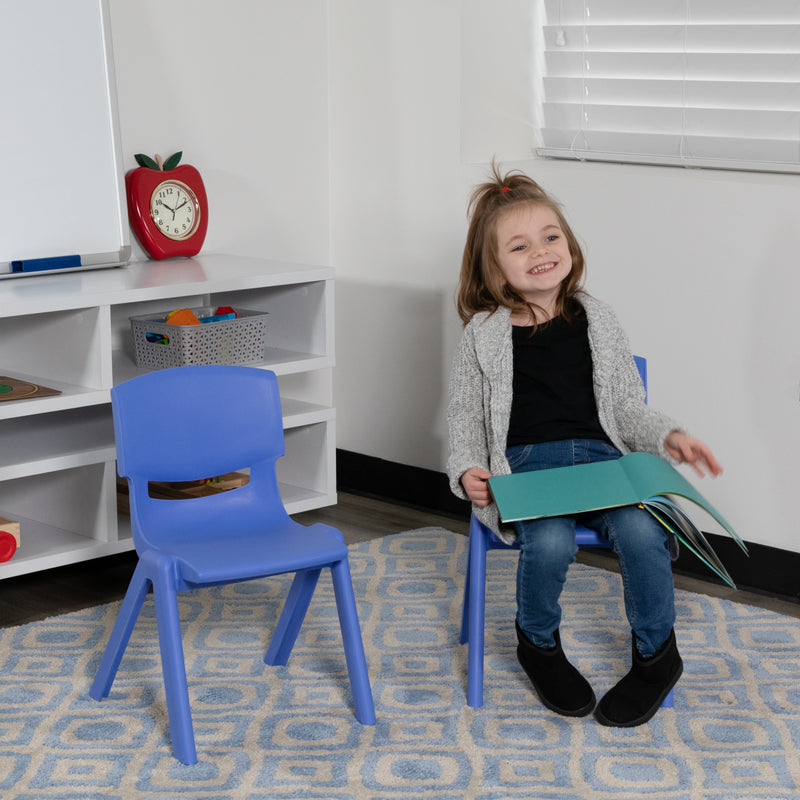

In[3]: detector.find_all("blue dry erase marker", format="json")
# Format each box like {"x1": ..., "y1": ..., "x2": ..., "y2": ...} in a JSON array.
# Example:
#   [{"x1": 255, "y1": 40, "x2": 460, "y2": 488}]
[{"x1": 11, "y1": 255, "x2": 81, "y2": 273}]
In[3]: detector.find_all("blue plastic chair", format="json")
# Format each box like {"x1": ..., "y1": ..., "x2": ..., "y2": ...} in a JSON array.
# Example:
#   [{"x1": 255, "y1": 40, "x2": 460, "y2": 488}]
[
  {"x1": 459, "y1": 356, "x2": 673, "y2": 709},
  {"x1": 90, "y1": 365, "x2": 375, "y2": 764}
]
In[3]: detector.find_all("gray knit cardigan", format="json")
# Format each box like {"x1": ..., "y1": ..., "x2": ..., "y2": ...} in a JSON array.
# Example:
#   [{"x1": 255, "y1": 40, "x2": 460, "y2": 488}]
[{"x1": 446, "y1": 293, "x2": 682, "y2": 543}]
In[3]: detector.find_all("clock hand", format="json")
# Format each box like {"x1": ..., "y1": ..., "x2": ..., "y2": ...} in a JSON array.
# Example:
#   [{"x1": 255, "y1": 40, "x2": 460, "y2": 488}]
[{"x1": 164, "y1": 195, "x2": 181, "y2": 220}]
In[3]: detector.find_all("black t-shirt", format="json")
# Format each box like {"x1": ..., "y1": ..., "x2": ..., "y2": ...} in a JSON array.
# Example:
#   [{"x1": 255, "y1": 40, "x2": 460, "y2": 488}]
[{"x1": 507, "y1": 309, "x2": 610, "y2": 447}]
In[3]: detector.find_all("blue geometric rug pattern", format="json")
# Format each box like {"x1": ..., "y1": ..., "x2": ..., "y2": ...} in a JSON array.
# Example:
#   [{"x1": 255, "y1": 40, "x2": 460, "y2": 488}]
[{"x1": 1, "y1": 528, "x2": 799, "y2": 799}]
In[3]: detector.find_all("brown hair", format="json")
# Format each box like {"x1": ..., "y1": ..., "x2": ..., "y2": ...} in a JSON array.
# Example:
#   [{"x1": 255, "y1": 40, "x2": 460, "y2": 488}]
[{"x1": 456, "y1": 162, "x2": 586, "y2": 326}]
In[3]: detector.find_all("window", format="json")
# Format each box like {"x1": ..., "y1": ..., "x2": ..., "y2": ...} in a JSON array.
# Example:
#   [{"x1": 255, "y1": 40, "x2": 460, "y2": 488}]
[{"x1": 535, "y1": 0, "x2": 800, "y2": 173}]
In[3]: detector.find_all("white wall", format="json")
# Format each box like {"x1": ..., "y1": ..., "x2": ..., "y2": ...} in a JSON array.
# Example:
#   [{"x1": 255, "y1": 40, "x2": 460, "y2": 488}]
[
  {"x1": 329, "y1": 0, "x2": 470, "y2": 475},
  {"x1": 330, "y1": 0, "x2": 800, "y2": 553},
  {"x1": 108, "y1": 0, "x2": 331, "y2": 267}
]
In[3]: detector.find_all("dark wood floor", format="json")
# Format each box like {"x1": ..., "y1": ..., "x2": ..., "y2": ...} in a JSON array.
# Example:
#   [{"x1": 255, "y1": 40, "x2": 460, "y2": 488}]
[{"x1": 1, "y1": 492, "x2": 798, "y2": 628}]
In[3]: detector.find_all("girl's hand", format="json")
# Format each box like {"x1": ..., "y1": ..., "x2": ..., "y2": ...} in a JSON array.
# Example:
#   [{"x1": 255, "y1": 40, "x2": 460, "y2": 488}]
[
  {"x1": 461, "y1": 467, "x2": 493, "y2": 507},
  {"x1": 664, "y1": 431, "x2": 723, "y2": 478}
]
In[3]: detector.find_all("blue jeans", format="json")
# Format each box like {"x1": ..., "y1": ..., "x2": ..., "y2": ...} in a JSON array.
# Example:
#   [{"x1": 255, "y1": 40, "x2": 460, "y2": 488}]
[{"x1": 506, "y1": 439, "x2": 675, "y2": 658}]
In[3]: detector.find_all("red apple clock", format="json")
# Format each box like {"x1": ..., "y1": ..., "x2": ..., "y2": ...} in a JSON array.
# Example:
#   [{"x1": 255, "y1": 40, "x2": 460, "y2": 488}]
[{"x1": 126, "y1": 152, "x2": 208, "y2": 260}]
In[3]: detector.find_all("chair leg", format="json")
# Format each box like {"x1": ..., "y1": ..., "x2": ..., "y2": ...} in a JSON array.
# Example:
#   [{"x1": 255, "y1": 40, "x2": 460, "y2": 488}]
[
  {"x1": 330, "y1": 558, "x2": 376, "y2": 726},
  {"x1": 466, "y1": 519, "x2": 489, "y2": 709},
  {"x1": 459, "y1": 541, "x2": 473, "y2": 646},
  {"x1": 89, "y1": 561, "x2": 150, "y2": 701},
  {"x1": 264, "y1": 568, "x2": 322, "y2": 666},
  {"x1": 151, "y1": 560, "x2": 196, "y2": 765}
]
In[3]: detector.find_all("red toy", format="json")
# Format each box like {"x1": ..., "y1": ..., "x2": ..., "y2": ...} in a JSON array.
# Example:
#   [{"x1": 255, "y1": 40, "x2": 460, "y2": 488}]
[{"x1": 0, "y1": 517, "x2": 20, "y2": 562}]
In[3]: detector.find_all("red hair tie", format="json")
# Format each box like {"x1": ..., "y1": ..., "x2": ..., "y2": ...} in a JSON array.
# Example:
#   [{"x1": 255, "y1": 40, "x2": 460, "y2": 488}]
[{"x1": 501, "y1": 186, "x2": 510, "y2": 193}]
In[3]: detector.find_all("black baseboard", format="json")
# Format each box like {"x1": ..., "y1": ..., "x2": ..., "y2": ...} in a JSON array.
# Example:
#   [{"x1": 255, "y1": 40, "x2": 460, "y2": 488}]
[
  {"x1": 337, "y1": 449, "x2": 471, "y2": 519},
  {"x1": 337, "y1": 449, "x2": 800, "y2": 605}
]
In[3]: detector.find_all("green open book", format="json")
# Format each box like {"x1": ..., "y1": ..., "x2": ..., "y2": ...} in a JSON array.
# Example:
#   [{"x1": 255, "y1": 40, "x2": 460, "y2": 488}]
[{"x1": 488, "y1": 452, "x2": 747, "y2": 589}]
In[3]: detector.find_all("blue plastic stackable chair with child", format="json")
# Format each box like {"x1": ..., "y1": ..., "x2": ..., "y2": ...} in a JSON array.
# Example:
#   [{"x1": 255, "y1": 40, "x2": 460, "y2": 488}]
[
  {"x1": 449, "y1": 166, "x2": 724, "y2": 727},
  {"x1": 89, "y1": 365, "x2": 375, "y2": 764},
  {"x1": 459, "y1": 356, "x2": 673, "y2": 711}
]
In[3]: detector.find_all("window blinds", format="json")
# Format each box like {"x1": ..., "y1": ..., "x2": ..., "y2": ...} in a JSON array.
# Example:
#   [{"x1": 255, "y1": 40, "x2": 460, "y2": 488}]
[{"x1": 537, "y1": 0, "x2": 800, "y2": 173}]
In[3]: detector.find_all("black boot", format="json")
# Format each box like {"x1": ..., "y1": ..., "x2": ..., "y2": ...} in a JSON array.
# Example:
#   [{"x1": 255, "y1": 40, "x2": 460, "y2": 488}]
[
  {"x1": 515, "y1": 621, "x2": 595, "y2": 717},
  {"x1": 595, "y1": 629, "x2": 682, "y2": 727}
]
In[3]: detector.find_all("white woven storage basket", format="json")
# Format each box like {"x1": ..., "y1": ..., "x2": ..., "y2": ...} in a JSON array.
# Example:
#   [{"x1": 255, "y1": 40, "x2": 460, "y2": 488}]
[{"x1": 130, "y1": 307, "x2": 267, "y2": 369}]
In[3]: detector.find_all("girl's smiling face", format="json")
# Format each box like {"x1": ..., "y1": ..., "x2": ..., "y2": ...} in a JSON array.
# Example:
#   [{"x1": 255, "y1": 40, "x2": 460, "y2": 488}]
[{"x1": 495, "y1": 203, "x2": 573, "y2": 319}]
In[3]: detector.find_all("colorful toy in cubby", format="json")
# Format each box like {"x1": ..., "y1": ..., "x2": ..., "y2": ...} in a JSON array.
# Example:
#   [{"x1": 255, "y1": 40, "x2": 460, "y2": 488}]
[
  {"x1": 165, "y1": 308, "x2": 201, "y2": 326},
  {"x1": 165, "y1": 307, "x2": 238, "y2": 327},
  {"x1": 0, "y1": 516, "x2": 20, "y2": 562}
]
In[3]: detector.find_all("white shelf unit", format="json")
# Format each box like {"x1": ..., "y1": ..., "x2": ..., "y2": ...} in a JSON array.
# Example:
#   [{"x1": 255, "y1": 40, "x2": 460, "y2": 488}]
[{"x1": 0, "y1": 254, "x2": 336, "y2": 579}]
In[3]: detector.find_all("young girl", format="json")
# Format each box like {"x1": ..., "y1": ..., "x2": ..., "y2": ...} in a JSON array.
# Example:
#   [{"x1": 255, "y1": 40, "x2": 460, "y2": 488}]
[{"x1": 447, "y1": 165, "x2": 722, "y2": 727}]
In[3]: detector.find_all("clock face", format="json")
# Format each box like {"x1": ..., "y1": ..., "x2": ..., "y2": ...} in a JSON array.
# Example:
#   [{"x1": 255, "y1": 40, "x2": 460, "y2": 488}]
[{"x1": 150, "y1": 180, "x2": 200, "y2": 241}]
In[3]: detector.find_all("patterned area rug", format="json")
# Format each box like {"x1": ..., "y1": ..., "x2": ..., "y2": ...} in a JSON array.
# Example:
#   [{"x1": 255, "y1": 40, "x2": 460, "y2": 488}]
[{"x1": 1, "y1": 528, "x2": 799, "y2": 799}]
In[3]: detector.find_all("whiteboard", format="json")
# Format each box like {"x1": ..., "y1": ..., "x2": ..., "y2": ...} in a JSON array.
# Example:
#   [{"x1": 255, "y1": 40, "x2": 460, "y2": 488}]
[{"x1": 0, "y1": 0, "x2": 130, "y2": 277}]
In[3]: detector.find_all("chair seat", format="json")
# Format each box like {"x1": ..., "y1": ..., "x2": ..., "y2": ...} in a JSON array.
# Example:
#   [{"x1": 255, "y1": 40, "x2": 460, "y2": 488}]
[{"x1": 165, "y1": 523, "x2": 349, "y2": 585}]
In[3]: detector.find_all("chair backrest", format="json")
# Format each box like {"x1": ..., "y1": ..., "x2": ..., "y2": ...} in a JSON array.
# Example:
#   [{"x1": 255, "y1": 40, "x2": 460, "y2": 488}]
[
  {"x1": 112, "y1": 365, "x2": 285, "y2": 550},
  {"x1": 633, "y1": 355, "x2": 647, "y2": 402}
]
